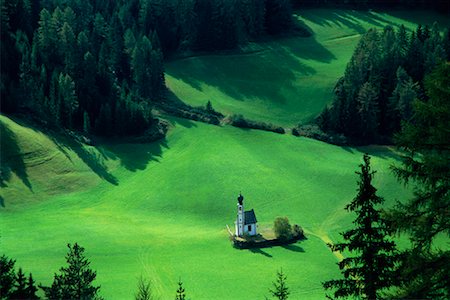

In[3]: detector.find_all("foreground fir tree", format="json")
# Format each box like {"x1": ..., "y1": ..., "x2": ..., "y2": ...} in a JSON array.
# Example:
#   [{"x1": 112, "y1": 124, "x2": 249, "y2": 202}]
[
  {"x1": 135, "y1": 276, "x2": 154, "y2": 300},
  {"x1": 26, "y1": 273, "x2": 40, "y2": 300},
  {"x1": 0, "y1": 255, "x2": 40, "y2": 300},
  {"x1": 323, "y1": 154, "x2": 397, "y2": 299},
  {"x1": 0, "y1": 255, "x2": 17, "y2": 298},
  {"x1": 175, "y1": 279, "x2": 185, "y2": 300},
  {"x1": 269, "y1": 268, "x2": 289, "y2": 300},
  {"x1": 387, "y1": 63, "x2": 450, "y2": 299},
  {"x1": 42, "y1": 243, "x2": 101, "y2": 300},
  {"x1": 11, "y1": 268, "x2": 27, "y2": 299}
]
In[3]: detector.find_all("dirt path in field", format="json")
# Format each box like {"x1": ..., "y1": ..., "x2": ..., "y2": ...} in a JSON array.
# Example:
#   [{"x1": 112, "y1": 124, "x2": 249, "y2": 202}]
[
  {"x1": 324, "y1": 33, "x2": 361, "y2": 43},
  {"x1": 304, "y1": 229, "x2": 345, "y2": 262}
]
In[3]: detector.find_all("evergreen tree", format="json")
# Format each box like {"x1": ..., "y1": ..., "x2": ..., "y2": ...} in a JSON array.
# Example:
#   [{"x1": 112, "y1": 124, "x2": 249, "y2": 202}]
[
  {"x1": 357, "y1": 82, "x2": 379, "y2": 141},
  {"x1": 131, "y1": 35, "x2": 154, "y2": 99},
  {"x1": 95, "y1": 103, "x2": 113, "y2": 136},
  {"x1": 11, "y1": 268, "x2": 28, "y2": 299},
  {"x1": 206, "y1": 100, "x2": 213, "y2": 112},
  {"x1": 323, "y1": 154, "x2": 397, "y2": 299},
  {"x1": 37, "y1": 8, "x2": 57, "y2": 66},
  {"x1": 405, "y1": 31, "x2": 425, "y2": 81},
  {"x1": 175, "y1": 279, "x2": 185, "y2": 300},
  {"x1": 42, "y1": 243, "x2": 101, "y2": 300},
  {"x1": 57, "y1": 73, "x2": 78, "y2": 128},
  {"x1": 269, "y1": 268, "x2": 289, "y2": 300},
  {"x1": 264, "y1": 0, "x2": 293, "y2": 35},
  {"x1": 389, "y1": 67, "x2": 418, "y2": 124},
  {"x1": 387, "y1": 63, "x2": 450, "y2": 299},
  {"x1": 26, "y1": 273, "x2": 39, "y2": 300},
  {"x1": 0, "y1": 255, "x2": 16, "y2": 299},
  {"x1": 83, "y1": 111, "x2": 91, "y2": 134},
  {"x1": 135, "y1": 276, "x2": 153, "y2": 300}
]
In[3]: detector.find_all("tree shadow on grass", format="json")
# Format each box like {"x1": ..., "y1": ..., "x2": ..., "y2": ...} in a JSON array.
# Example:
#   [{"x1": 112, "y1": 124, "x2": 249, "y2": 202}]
[
  {"x1": 375, "y1": 9, "x2": 450, "y2": 29},
  {"x1": 48, "y1": 135, "x2": 119, "y2": 186},
  {"x1": 281, "y1": 243, "x2": 305, "y2": 253},
  {"x1": 165, "y1": 18, "x2": 335, "y2": 107},
  {"x1": 0, "y1": 121, "x2": 32, "y2": 191},
  {"x1": 299, "y1": 9, "x2": 392, "y2": 34},
  {"x1": 249, "y1": 248, "x2": 273, "y2": 258},
  {"x1": 100, "y1": 138, "x2": 169, "y2": 172},
  {"x1": 358, "y1": 145, "x2": 402, "y2": 162},
  {"x1": 0, "y1": 196, "x2": 5, "y2": 207}
]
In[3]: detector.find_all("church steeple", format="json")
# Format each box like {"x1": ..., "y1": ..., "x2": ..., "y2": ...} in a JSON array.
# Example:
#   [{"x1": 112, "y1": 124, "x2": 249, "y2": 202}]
[
  {"x1": 236, "y1": 193, "x2": 245, "y2": 236},
  {"x1": 238, "y1": 193, "x2": 244, "y2": 205}
]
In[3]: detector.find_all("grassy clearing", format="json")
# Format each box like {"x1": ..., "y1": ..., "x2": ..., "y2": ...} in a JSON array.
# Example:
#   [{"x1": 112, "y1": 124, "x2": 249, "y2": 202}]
[
  {"x1": 2, "y1": 8, "x2": 447, "y2": 300},
  {"x1": 1, "y1": 115, "x2": 410, "y2": 299},
  {"x1": 166, "y1": 9, "x2": 449, "y2": 126}
]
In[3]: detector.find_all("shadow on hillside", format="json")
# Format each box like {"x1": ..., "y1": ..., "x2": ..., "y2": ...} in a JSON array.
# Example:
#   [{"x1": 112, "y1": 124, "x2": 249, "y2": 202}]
[
  {"x1": 100, "y1": 138, "x2": 169, "y2": 172},
  {"x1": 281, "y1": 243, "x2": 305, "y2": 253},
  {"x1": 0, "y1": 196, "x2": 5, "y2": 207},
  {"x1": 359, "y1": 146, "x2": 402, "y2": 162},
  {"x1": 299, "y1": 9, "x2": 395, "y2": 34},
  {"x1": 249, "y1": 248, "x2": 273, "y2": 258},
  {"x1": 376, "y1": 9, "x2": 450, "y2": 28},
  {"x1": 0, "y1": 121, "x2": 32, "y2": 191},
  {"x1": 166, "y1": 25, "x2": 335, "y2": 106},
  {"x1": 50, "y1": 136, "x2": 119, "y2": 185}
]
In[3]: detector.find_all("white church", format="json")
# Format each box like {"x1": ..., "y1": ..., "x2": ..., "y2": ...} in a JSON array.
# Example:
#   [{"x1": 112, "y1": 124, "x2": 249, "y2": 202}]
[{"x1": 235, "y1": 193, "x2": 258, "y2": 237}]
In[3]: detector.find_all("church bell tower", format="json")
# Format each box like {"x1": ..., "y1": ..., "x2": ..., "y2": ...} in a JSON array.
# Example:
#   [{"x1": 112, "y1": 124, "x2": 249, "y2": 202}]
[{"x1": 235, "y1": 193, "x2": 245, "y2": 236}]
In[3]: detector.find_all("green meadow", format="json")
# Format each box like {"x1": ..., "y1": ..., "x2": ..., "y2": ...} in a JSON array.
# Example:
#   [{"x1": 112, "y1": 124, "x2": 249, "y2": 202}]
[
  {"x1": 1, "y1": 8, "x2": 448, "y2": 300},
  {"x1": 166, "y1": 9, "x2": 450, "y2": 126},
  {"x1": 1, "y1": 114, "x2": 408, "y2": 299}
]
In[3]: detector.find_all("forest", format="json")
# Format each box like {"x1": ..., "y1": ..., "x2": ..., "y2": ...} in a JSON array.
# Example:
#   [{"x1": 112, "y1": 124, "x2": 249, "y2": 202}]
[
  {"x1": 1, "y1": 0, "x2": 296, "y2": 136},
  {"x1": 317, "y1": 23, "x2": 450, "y2": 144}
]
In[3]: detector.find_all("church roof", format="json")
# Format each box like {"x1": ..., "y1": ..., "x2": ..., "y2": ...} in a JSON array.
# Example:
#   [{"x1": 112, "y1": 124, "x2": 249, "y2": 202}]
[{"x1": 244, "y1": 209, "x2": 257, "y2": 225}]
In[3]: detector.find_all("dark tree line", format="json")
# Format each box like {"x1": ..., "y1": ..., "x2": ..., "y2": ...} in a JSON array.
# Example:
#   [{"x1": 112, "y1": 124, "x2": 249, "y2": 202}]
[
  {"x1": 317, "y1": 24, "x2": 450, "y2": 144},
  {"x1": 1, "y1": 0, "x2": 295, "y2": 137}
]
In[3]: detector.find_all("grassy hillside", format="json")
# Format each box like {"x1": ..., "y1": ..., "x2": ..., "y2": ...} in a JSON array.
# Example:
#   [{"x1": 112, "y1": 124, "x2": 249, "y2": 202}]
[
  {"x1": 1, "y1": 114, "x2": 410, "y2": 299},
  {"x1": 166, "y1": 9, "x2": 450, "y2": 126}
]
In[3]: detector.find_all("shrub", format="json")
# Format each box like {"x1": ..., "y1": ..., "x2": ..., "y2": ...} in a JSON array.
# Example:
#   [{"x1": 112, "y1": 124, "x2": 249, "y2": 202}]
[
  {"x1": 230, "y1": 114, "x2": 285, "y2": 134},
  {"x1": 293, "y1": 124, "x2": 347, "y2": 145},
  {"x1": 292, "y1": 224, "x2": 304, "y2": 238},
  {"x1": 273, "y1": 217, "x2": 293, "y2": 241}
]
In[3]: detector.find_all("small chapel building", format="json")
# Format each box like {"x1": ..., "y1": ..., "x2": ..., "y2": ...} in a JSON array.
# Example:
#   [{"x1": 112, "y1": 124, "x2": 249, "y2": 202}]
[{"x1": 235, "y1": 193, "x2": 258, "y2": 237}]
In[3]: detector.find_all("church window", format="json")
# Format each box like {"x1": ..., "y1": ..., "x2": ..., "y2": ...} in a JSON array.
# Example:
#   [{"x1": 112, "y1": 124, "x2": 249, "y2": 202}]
[{"x1": 248, "y1": 225, "x2": 251, "y2": 231}]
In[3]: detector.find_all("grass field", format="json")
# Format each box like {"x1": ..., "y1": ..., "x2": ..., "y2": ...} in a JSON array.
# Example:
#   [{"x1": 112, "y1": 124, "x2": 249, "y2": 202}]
[
  {"x1": 2, "y1": 8, "x2": 447, "y2": 300},
  {"x1": 166, "y1": 9, "x2": 450, "y2": 126},
  {"x1": 1, "y1": 114, "x2": 410, "y2": 299}
]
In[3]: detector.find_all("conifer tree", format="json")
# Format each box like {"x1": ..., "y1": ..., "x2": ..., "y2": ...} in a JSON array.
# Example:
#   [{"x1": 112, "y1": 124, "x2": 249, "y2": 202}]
[
  {"x1": 357, "y1": 82, "x2": 379, "y2": 141},
  {"x1": 387, "y1": 63, "x2": 450, "y2": 299},
  {"x1": 0, "y1": 255, "x2": 16, "y2": 299},
  {"x1": 323, "y1": 154, "x2": 397, "y2": 299},
  {"x1": 269, "y1": 268, "x2": 289, "y2": 300},
  {"x1": 42, "y1": 243, "x2": 101, "y2": 300},
  {"x1": 26, "y1": 273, "x2": 39, "y2": 300},
  {"x1": 135, "y1": 276, "x2": 153, "y2": 300},
  {"x1": 175, "y1": 279, "x2": 186, "y2": 300},
  {"x1": 11, "y1": 268, "x2": 28, "y2": 299},
  {"x1": 83, "y1": 111, "x2": 91, "y2": 134}
]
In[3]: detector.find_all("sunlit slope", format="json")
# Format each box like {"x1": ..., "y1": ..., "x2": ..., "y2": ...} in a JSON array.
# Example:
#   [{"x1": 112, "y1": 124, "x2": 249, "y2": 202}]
[
  {"x1": 1, "y1": 115, "x2": 410, "y2": 299},
  {"x1": 0, "y1": 115, "x2": 118, "y2": 206},
  {"x1": 166, "y1": 9, "x2": 449, "y2": 126}
]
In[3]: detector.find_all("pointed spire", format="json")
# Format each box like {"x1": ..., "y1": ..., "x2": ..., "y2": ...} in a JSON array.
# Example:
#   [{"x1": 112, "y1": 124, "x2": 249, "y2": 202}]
[{"x1": 238, "y1": 192, "x2": 244, "y2": 205}]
